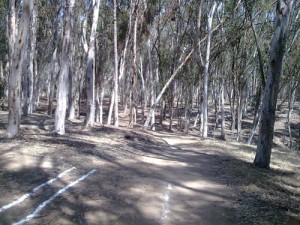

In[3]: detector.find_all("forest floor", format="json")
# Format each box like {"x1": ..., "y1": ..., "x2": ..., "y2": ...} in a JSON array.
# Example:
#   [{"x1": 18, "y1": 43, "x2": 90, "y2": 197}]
[{"x1": 0, "y1": 101, "x2": 299, "y2": 225}]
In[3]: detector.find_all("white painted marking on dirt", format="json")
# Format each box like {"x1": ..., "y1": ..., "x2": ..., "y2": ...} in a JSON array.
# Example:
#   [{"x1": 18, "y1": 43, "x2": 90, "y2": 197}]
[
  {"x1": 0, "y1": 167, "x2": 76, "y2": 213},
  {"x1": 13, "y1": 169, "x2": 97, "y2": 225},
  {"x1": 161, "y1": 183, "x2": 172, "y2": 225}
]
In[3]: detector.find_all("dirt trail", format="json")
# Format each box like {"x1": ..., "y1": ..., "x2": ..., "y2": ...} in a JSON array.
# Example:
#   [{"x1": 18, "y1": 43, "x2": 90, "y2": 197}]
[
  {"x1": 2, "y1": 110, "x2": 299, "y2": 224},
  {"x1": 150, "y1": 133, "x2": 235, "y2": 225},
  {"x1": 0, "y1": 119, "x2": 236, "y2": 224}
]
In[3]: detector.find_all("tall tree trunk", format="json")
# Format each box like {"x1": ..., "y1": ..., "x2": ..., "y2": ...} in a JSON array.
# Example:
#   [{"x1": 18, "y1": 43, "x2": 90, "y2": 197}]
[
  {"x1": 77, "y1": 69, "x2": 84, "y2": 118},
  {"x1": 113, "y1": 0, "x2": 119, "y2": 126},
  {"x1": 254, "y1": 0, "x2": 293, "y2": 168},
  {"x1": 107, "y1": 0, "x2": 130, "y2": 126},
  {"x1": 202, "y1": 1, "x2": 217, "y2": 138},
  {"x1": 229, "y1": 85, "x2": 236, "y2": 131},
  {"x1": 54, "y1": 0, "x2": 74, "y2": 135},
  {"x1": 139, "y1": 56, "x2": 145, "y2": 124},
  {"x1": 148, "y1": 39, "x2": 156, "y2": 130},
  {"x1": 32, "y1": 59, "x2": 39, "y2": 111},
  {"x1": 48, "y1": 4, "x2": 61, "y2": 116},
  {"x1": 220, "y1": 68, "x2": 226, "y2": 140},
  {"x1": 129, "y1": 3, "x2": 139, "y2": 127},
  {"x1": 7, "y1": 0, "x2": 34, "y2": 138},
  {"x1": 67, "y1": 16, "x2": 76, "y2": 121},
  {"x1": 28, "y1": 6, "x2": 37, "y2": 114},
  {"x1": 22, "y1": 58, "x2": 29, "y2": 116},
  {"x1": 85, "y1": 0, "x2": 100, "y2": 127},
  {"x1": 95, "y1": 80, "x2": 100, "y2": 123}
]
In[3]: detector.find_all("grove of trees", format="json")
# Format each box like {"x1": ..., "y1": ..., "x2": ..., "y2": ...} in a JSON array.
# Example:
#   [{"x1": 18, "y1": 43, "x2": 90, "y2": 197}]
[{"x1": 0, "y1": 0, "x2": 299, "y2": 168}]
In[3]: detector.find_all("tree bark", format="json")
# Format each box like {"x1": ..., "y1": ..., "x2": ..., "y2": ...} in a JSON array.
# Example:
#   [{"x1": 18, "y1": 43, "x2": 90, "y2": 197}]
[
  {"x1": 113, "y1": 0, "x2": 119, "y2": 127},
  {"x1": 129, "y1": 2, "x2": 139, "y2": 127},
  {"x1": 7, "y1": 0, "x2": 34, "y2": 138},
  {"x1": 148, "y1": 39, "x2": 155, "y2": 130},
  {"x1": 22, "y1": 57, "x2": 29, "y2": 116},
  {"x1": 48, "y1": 4, "x2": 61, "y2": 116},
  {"x1": 85, "y1": 0, "x2": 100, "y2": 127},
  {"x1": 28, "y1": 6, "x2": 37, "y2": 114},
  {"x1": 67, "y1": 11, "x2": 77, "y2": 121},
  {"x1": 220, "y1": 69, "x2": 226, "y2": 140},
  {"x1": 254, "y1": 0, "x2": 293, "y2": 168},
  {"x1": 202, "y1": 1, "x2": 217, "y2": 138},
  {"x1": 54, "y1": 0, "x2": 74, "y2": 135}
]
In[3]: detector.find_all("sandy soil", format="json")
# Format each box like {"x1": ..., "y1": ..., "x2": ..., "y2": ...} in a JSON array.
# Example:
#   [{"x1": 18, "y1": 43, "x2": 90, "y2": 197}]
[{"x1": 0, "y1": 105, "x2": 299, "y2": 225}]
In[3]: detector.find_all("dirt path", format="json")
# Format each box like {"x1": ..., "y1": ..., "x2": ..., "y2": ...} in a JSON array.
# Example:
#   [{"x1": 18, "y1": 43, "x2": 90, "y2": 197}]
[
  {"x1": 1, "y1": 111, "x2": 299, "y2": 224},
  {"x1": 150, "y1": 133, "x2": 235, "y2": 225},
  {"x1": 0, "y1": 114, "x2": 235, "y2": 225}
]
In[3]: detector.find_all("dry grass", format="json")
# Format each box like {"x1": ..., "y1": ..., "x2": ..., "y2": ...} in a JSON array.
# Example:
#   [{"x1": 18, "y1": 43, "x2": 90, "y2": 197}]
[{"x1": 206, "y1": 139, "x2": 300, "y2": 224}]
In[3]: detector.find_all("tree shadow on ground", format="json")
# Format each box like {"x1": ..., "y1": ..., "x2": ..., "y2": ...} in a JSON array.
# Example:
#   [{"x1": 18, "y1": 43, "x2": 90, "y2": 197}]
[
  {"x1": 0, "y1": 128, "x2": 235, "y2": 224},
  {"x1": 0, "y1": 119, "x2": 299, "y2": 224}
]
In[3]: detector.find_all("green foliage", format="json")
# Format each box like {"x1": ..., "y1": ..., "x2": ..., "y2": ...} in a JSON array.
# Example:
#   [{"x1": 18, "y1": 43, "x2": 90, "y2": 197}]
[{"x1": 117, "y1": 6, "x2": 129, "y2": 44}]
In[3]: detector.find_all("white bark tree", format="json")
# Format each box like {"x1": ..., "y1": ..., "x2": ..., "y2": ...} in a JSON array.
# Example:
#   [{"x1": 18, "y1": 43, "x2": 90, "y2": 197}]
[
  {"x1": 113, "y1": 0, "x2": 119, "y2": 126},
  {"x1": 202, "y1": 1, "x2": 217, "y2": 138},
  {"x1": 85, "y1": 0, "x2": 100, "y2": 127},
  {"x1": 48, "y1": 3, "x2": 61, "y2": 116},
  {"x1": 220, "y1": 68, "x2": 226, "y2": 140},
  {"x1": 28, "y1": 5, "x2": 37, "y2": 114},
  {"x1": 54, "y1": 0, "x2": 75, "y2": 134},
  {"x1": 147, "y1": 38, "x2": 155, "y2": 129},
  {"x1": 6, "y1": 0, "x2": 34, "y2": 138}
]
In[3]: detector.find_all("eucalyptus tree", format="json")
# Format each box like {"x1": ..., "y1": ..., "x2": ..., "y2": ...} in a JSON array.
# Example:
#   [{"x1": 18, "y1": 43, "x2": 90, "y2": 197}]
[
  {"x1": 113, "y1": 0, "x2": 119, "y2": 126},
  {"x1": 85, "y1": 0, "x2": 101, "y2": 127},
  {"x1": 254, "y1": 0, "x2": 294, "y2": 168},
  {"x1": 6, "y1": 0, "x2": 34, "y2": 138},
  {"x1": 128, "y1": 0, "x2": 142, "y2": 127},
  {"x1": 245, "y1": 0, "x2": 271, "y2": 144},
  {"x1": 54, "y1": 0, "x2": 75, "y2": 134},
  {"x1": 23, "y1": 3, "x2": 38, "y2": 116},
  {"x1": 202, "y1": 1, "x2": 217, "y2": 138},
  {"x1": 47, "y1": 1, "x2": 62, "y2": 116}
]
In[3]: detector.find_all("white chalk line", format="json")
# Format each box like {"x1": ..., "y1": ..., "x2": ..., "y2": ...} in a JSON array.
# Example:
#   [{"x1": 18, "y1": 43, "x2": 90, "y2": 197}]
[
  {"x1": 13, "y1": 169, "x2": 97, "y2": 225},
  {"x1": 161, "y1": 183, "x2": 173, "y2": 225},
  {"x1": 0, "y1": 167, "x2": 76, "y2": 213}
]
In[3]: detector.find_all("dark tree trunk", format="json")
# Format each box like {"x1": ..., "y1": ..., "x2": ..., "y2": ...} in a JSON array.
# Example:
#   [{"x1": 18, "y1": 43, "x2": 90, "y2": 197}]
[{"x1": 254, "y1": 0, "x2": 293, "y2": 168}]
